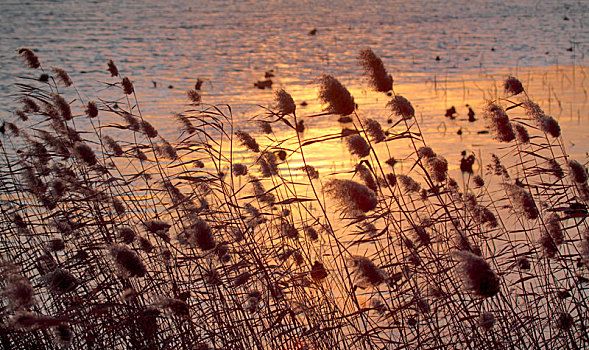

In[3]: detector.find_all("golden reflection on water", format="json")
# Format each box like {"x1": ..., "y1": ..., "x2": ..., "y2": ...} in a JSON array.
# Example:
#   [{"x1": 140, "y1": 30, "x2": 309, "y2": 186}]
[{"x1": 135, "y1": 64, "x2": 589, "y2": 195}]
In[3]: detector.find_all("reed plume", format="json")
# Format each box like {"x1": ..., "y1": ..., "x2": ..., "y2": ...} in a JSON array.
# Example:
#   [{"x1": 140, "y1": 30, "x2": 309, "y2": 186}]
[
  {"x1": 504, "y1": 183, "x2": 538, "y2": 219},
  {"x1": 358, "y1": 48, "x2": 393, "y2": 93},
  {"x1": 121, "y1": 77, "x2": 134, "y2": 95},
  {"x1": 110, "y1": 245, "x2": 147, "y2": 278},
  {"x1": 455, "y1": 251, "x2": 499, "y2": 297},
  {"x1": 522, "y1": 100, "x2": 560, "y2": 137},
  {"x1": 51, "y1": 68, "x2": 73, "y2": 87},
  {"x1": 483, "y1": 101, "x2": 515, "y2": 142},
  {"x1": 324, "y1": 179, "x2": 377, "y2": 213},
  {"x1": 235, "y1": 130, "x2": 260, "y2": 153},
  {"x1": 18, "y1": 48, "x2": 40, "y2": 69},
  {"x1": 387, "y1": 95, "x2": 414, "y2": 120},
  {"x1": 504, "y1": 76, "x2": 524, "y2": 95},
  {"x1": 318, "y1": 75, "x2": 355, "y2": 116},
  {"x1": 107, "y1": 59, "x2": 119, "y2": 77},
  {"x1": 348, "y1": 256, "x2": 386, "y2": 288},
  {"x1": 274, "y1": 89, "x2": 296, "y2": 115},
  {"x1": 346, "y1": 134, "x2": 371, "y2": 158}
]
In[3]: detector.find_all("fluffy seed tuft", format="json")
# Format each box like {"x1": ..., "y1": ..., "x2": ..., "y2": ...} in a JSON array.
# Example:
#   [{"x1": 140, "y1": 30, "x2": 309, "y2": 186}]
[
  {"x1": 324, "y1": 179, "x2": 377, "y2": 213},
  {"x1": 51, "y1": 68, "x2": 73, "y2": 87},
  {"x1": 235, "y1": 130, "x2": 260, "y2": 153},
  {"x1": 318, "y1": 75, "x2": 355, "y2": 116},
  {"x1": 483, "y1": 102, "x2": 515, "y2": 142},
  {"x1": 274, "y1": 89, "x2": 296, "y2": 115},
  {"x1": 568, "y1": 160, "x2": 588, "y2": 184},
  {"x1": 110, "y1": 245, "x2": 147, "y2": 278},
  {"x1": 121, "y1": 77, "x2": 134, "y2": 95},
  {"x1": 348, "y1": 256, "x2": 386, "y2": 288},
  {"x1": 107, "y1": 59, "x2": 119, "y2": 77},
  {"x1": 387, "y1": 95, "x2": 414, "y2": 120},
  {"x1": 18, "y1": 48, "x2": 40, "y2": 69},
  {"x1": 455, "y1": 251, "x2": 499, "y2": 297},
  {"x1": 358, "y1": 48, "x2": 393, "y2": 92},
  {"x1": 346, "y1": 135, "x2": 371, "y2": 158},
  {"x1": 504, "y1": 76, "x2": 524, "y2": 95}
]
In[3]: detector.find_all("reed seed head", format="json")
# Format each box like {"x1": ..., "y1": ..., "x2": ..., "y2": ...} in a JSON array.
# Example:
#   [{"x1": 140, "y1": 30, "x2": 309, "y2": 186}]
[
  {"x1": 504, "y1": 76, "x2": 524, "y2": 95},
  {"x1": 18, "y1": 48, "x2": 40, "y2": 69},
  {"x1": 274, "y1": 89, "x2": 296, "y2": 115},
  {"x1": 568, "y1": 160, "x2": 588, "y2": 184},
  {"x1": 483, "y1": 102, "x2": 515, "y2": 142},
  {"x1": 46, "y1": 238, "x2": 65, "y2": 252},
  {"x1": 517, "y1": 257, "x2": 531, "y2": 270},
  {"x1": 44, "y1": 268, "x2": 78, "y2": 294},
  {"x1": 504, "y1": 183, "x2": 538, "y2": 220},
  {"x1": 175, "y1": 113, "x2": 196, "y2": 134},
  {"x1": 479, "y1": 312, "x2": 496, "y2": 330},
  {"x1": 140, "y1": 120, "x2": 159, "y2": 138},
  {"x1": 318, "y1": 75, "x2": 355, "y2": 116},
  {"x1": 258, "y1": 151, "x2": 278, "y2": 177},
  {"x1": 540, "y1": 232, "x2": 558, "y2": 259},
  {"x1": 387, "y1": 95, "x2": 414, "y2": 120},
  {"x1": 547, "y1": 159, "x2": 564, "y2": 178},
  {"x1": 397, "y1": 175, "x2": 421, "y2": 193},
  {"x1": 121, "y1": 77, "x2": 134, "y2": 95},
  {"x1": 52, "y1": 93, "x2": 72, "y2": 121},
  {"x1": 356, "y1": 163, "x2": 377, "y2": 191},
  {"x1": 305, "y1": 226, "x2": 319, "y2": 241},
  {"x1": 51, "y1": 67, "x2": 73, "y2": 87},
  {"x1": 186, "y1": 89, "x2": 201, "y2": 104},
  {"x1": 9, "y1": 311, "x2": 60, "y2": 331},
  {"x1": 139, "y1": 236, "x2": 154, "y2": 253},
  {"x1": 179, "y1": 218, "x2": 216, "y2": 251},
  {"x1": 522, "y1": 100, "x2": 560, "y2": 137},
  {"x1": 349, "y1": 256, "x2": 386, "y2": 288},
  {"x1": 346, "y1": 134, "x2": 371, "y2": 158},
  {"x1": 85, "y1": 101, "x2": 98, "y2": 118},
  {"x1": 300, "y1": 165, "x2": 319, "y2": 180},
  {"x1": 21, "y1": 97, "x2": 40, "y2": 114},
  {"x1": 324, "y1": 179, "x2": 377, "y2": 213},
  {"x1": 310, "y1": 261, "x2": 328, "y2": 282},
  {"x1": 235, "y1": 130, "x2": 260, "y2": 153},
  {"x1": 157, "y1": 297, "x2": 190, "y2": 319},
  {"x1": 53, "y1": 324, "x2": 73, "y2": 346},
  {"x1": 102, "y1": 135, "x2": 124, "y2": 156},
  {"x1": 546, "y1": 213, "x2": 564, "y2": 245},
  {"x1": 121, "y1": 111, "x2": 140, "y2": 131},
  {"x1": 119, "y1": 227, "x2": 136, "y2": 244},
  {"x1": 358, "y1": 48, "x2": 393, "y2": 93},
  {"x1": 514, "y1": 124, "x2": 530, "y2": 144},
  {"x1": 257, "y1": 120, "x2": 273, "y2": 134},
  {"x1": 364, "y1": 118, "x2": 386, "y2": 143},
  {"x1": 73, "y1": 141, "x2": 97, "y2": 166},
  {"x1": 555, "y1": 312, "x2": 574, "y2": 331},
  {"x1": 232, "y1": 163, "x2": 248, "y2": 176},
  {"x1": 112, "y1": 197, "x2": 126, "y2": 215},
  {"x1": 455, "y1": 251, "x2": 499, "y2": 297},
  {"x1": 1, "y1": 267, "x2": 35, "y2": 310},
  {"x1": 110, "y1": 245, "x2": 147, "y2": 278},
  {"x1": 156, "y1": 139, "x2": 177, "y2": 160},
  {"x1": 107, "y1": 59, "x2": 119, "y2": 77}
]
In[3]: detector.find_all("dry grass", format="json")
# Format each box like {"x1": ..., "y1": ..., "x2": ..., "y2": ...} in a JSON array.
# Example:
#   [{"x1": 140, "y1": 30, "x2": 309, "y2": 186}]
[{"x1": 1, "y1": 48, "x2": 588, "y2": 349}]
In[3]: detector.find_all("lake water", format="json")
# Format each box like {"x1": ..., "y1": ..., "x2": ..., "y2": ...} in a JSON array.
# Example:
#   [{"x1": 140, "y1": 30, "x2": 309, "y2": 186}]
[{"x1": 1, "y1": 0, "x2": 588, "y2": 170}]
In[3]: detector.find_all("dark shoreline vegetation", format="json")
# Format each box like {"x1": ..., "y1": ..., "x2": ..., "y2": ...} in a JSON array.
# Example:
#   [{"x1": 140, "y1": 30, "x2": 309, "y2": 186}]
[{"x1": 1, "y1": 47, "x2": 588, "y2": 349}]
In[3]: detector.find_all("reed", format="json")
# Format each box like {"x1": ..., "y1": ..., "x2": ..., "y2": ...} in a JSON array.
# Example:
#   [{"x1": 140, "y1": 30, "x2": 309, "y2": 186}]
[{"x1": 0, "y1": 48, "x2": 587, "y2": 349}]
